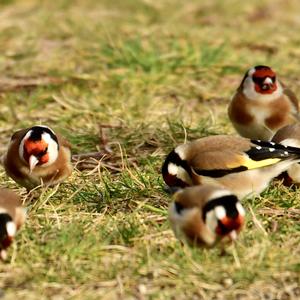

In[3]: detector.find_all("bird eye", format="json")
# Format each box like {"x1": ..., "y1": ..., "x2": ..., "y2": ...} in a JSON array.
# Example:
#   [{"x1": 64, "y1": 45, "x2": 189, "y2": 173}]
[
  {"x1": 271, "y1": 76, "x2": 276, "y2": 83},
  {"x1": 36, "y1": 147, "x2": 48, "y2": 158},
  {"x1": 252, "y1": 77, "x2": 264, "y2": 85},
  {"x1": 174, "y1": 202, "x2": 184, "y2": 214},
  {"x1": 217, "y1": 220, "x2": 230, "y2": 235}
]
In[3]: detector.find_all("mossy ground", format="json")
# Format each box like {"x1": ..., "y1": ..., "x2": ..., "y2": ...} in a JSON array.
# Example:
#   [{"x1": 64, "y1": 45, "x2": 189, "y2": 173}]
[{"x1": 0, "y1": 0, "x2": 299, "y2": 299}]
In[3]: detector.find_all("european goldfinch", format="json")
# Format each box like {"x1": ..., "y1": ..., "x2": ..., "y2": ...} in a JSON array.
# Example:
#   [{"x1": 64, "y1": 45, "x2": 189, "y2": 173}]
[
  {"x1": 272, "y1": 123, "x2": 300, "y2": 185},
  {"x1": 228, "y1": 65, "x2": 299, "y2": 140},
  {"x1": 3, "y1": 125, "x2": 72, "y2": 190},
  {"x1": 169, "y1": 184, "x2": 245, "y2": 247},
  {"x1": 162, "y1": 135, "x2": 300, "y2": 199},
  {"x1": 0, "y1": 189, "x2": 26, "y2": 260}
]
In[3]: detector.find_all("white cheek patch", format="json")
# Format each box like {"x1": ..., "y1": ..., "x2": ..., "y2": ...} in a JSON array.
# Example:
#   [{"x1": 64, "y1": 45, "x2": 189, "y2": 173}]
[
  {"x1": 176, "y1": 166, "x2": 189, "y2": 182},
  {"x1": 19, "y1": 130, "x2": 33, "y2": 162},
  {"x1": 248, "y1": 68, "x2": 256, "y2": 76},
  {"x1": 168, "y1": 163, "x2": 179, "y2": 175},
  {"x1": 42, "y1": 132, "x2": 53, "y2": 144},
  {"x1": 236, "y1": 202, "x2": 245, "y2": 217},
  {"x1": 167, "y1": 163, "x2": 190, "y2": 184},
  {"x1": 6, "y1": 221, "x2": 16, "y2": 237},
  {"x1": 214, "y1": 206, "x2": 226, "y2": 220},
  {"x1": 40, "y1": 132, "x2": 59, "y2": 167}
]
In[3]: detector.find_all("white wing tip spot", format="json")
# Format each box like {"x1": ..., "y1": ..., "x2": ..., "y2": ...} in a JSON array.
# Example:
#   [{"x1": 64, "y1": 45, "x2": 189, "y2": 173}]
[
  {"x1": 269, "y1": 148, "x2": 275, "y2": 152},
  {"x1": 256, "y1": 146, "x2": 262, "y2": 150}
]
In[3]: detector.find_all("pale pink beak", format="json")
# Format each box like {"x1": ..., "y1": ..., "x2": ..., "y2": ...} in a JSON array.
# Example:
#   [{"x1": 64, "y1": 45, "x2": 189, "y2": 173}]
[
  {"x1": 229, "y1": 230, "x2": 237, "y2": 241},
  {"x1": 29, "y1": 155, "x2": 39, "y2": 173},
  {"x1": 262, "y1": 77, "x2": 273, "y2": 90},
  {"x1": 0, "y1": 249, "x2": 7, "y2": 260},
  {"x1": 263, "y1": 77, "x2": 273, "y2": 85}
]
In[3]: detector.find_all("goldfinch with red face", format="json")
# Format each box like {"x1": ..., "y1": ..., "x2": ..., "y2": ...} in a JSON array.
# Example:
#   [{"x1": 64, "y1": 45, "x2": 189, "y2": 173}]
[
  {"x1": 3, "y1": 125, "x2": 72, "y2": 190},
  {"x1": 0, "y1": 189, "x2": 26, "y2": 260},
  {"x1": 228, "y1": 65, "x2": 299, "y2": 140},
  {"x1": 162, "y1": 135, "x2": 300, "y2": 199},
  {"x1": 272, "y1": 123, "x2": 300, "y2": 185},
  {"x1": 169, "y1": 185, "x2": 245, "y2": 247}
]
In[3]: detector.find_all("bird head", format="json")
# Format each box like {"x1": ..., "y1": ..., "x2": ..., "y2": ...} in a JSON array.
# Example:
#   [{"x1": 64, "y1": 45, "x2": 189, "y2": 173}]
[
  {"x1": 241, "y1": 65, "x2": 282, "y2": 100},
  {"x1": 0, "y1": 213, "x2": 16, "y2": 251},
  {"x1": 251, "y1": 65, "x2": 277, "y2": 94},
  {"x1": 169, "y1": 186, "x2": 245, "y2": 247},
  {"x1": 203, "y1": 194, "x2": 245, "y2": 241},
  {"x1": 19, "y1": 126, "x2": 59, "y2": 172}
]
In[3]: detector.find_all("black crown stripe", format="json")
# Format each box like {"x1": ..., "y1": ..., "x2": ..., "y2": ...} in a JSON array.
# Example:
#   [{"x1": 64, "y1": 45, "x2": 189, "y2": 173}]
[
  {"x1": 29, "y1": 126, "x2": 58, "y2": 144},
  {"x1": 202, "y1": 195, "x2": 239, "y2": 222}
]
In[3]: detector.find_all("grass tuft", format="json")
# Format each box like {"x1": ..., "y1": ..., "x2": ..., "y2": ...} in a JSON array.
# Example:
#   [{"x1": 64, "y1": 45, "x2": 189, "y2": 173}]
[{"x1": 0, "y1": 0, "x2": 299, "y2": 299}]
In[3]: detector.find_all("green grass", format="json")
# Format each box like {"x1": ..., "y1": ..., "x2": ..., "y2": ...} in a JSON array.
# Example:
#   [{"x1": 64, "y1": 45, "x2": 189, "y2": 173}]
[{"x1": 0, "y1": 0, "x2": 299, "y2": 299}]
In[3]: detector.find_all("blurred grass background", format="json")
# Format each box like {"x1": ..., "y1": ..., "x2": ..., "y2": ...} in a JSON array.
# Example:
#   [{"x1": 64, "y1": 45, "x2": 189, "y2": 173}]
[{"x1": 0, "y1": 0, "x2": 299, "y2": 299}]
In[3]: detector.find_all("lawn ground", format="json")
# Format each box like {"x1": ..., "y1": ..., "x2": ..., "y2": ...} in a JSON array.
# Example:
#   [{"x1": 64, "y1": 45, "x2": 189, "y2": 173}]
[{"x1": 0, "y1": 0, "x2": 299, "y2": 299}]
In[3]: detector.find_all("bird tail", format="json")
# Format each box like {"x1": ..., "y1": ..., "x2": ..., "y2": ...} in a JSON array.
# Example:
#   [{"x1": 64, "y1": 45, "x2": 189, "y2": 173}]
[{"x1": 249, "y1": 139, "x2": 300, "y2": 161}]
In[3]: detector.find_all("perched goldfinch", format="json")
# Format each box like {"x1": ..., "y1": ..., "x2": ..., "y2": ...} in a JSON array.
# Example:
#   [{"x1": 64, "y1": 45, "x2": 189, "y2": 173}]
[
  {"x1": 272, "y1": 123, "x2": 300, "y2": 185},
  {"x1": 162, "y1": 135, "x2": 300, "y2": 199},
  {"x1": 228, "y1": 65, "x2": 299, "y2": 140},
  {"x1": 0, "y1": 189, "x2": 26, "y2": 260},
  {"x1": 169, "y1": 185, "x2": 245, "y2": 247},
  {"x1": 3, "y1": 125, "x2": 72, "y2": 190}
]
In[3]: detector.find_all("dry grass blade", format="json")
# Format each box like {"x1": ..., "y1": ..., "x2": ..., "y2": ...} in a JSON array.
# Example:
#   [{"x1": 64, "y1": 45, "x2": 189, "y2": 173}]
[
  {"x1": 72, "y1": 151, "x2": 111, "y2": 161},
  {"x1": 0, "y1": 76, "x2": 65, "y2": 92},
  {"x1": 258, "y1": 208, "x2": 300, "y2": 219},
  {"x1": 249, "y1": 206, "x2": 268, "y2": 236},
  {"x1": 0, "y1": 0, "x2": 299, "y2": 299},
  {"x1": 99, "y1": 125, "x2": 113, "y2": 154}
]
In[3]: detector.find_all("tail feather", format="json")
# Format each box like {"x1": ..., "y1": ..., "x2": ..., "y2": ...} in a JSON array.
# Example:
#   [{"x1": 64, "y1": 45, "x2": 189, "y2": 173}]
[{"x1": 249, "y1": 140, "x2": 300, "y2": 161}]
